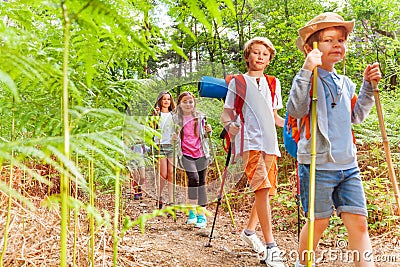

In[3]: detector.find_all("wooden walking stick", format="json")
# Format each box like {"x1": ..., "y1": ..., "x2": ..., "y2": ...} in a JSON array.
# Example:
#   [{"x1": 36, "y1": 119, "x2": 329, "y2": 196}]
[
  {"x1": 306, "y1": 42, "x2": 318, "y2": 267},
  {"x1": 371, "y1": 80, "x2": 400, "y2": 215}
]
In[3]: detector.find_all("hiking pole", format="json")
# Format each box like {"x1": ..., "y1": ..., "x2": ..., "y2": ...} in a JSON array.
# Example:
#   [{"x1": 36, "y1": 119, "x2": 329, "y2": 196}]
[
  {"x1": 157, "y1": 141, "x2": 161, "y2": 209},
  {"x1": 295, "y1": 161, "x2": 301, "y2": 242},
  {"x1": 151, "y1": 145, "x2": 158, "y2": 208},
  {"x1": 205, "y1": 126, "x2": 234, "y2": 247},
  {"x1": 306, "y1": 42, "x2": 318, "y2": 267},
  {"x1": 172, "y1": 139, "x2": 177, "y2": 206},
  {"x1": 371, "y1": 80, "x2": 400, "y2": 215},
  {"x1": 205, "y1": 118, "x2": 236, "y2": 227}
]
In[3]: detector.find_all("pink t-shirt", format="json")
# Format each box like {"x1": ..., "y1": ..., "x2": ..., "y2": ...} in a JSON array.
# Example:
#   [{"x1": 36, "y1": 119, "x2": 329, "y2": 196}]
[{"x1": 181, "y1": 115, "x2": 204, "y2": 158}]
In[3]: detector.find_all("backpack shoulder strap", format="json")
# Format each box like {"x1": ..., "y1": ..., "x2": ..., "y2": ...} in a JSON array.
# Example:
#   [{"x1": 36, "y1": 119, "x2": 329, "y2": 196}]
[
  {"x1": 234, "y1": 74, "x2": 246, "y2": 157},
  {"x1": 223, "y1": 74, "x2": 247, "y2": 156},
  {"x1": 351, "y1": 93, "x2": 358, "y2": 110},
  {"x1": 301, "y1": 78, "x2": 314, "y2": 140},
  {"x1": 351, "y1": 93, "x2": 358, "y2": 144},
  {"x1": 224, "y1": 74, "x2": 247, "y2": 121},
  {"x1": 233, "y1": 74, "x2": 246, "y2": 122},
  {"x1": 225, "y1": 74, "x2": 235, "y2": 87},
  {"x1": 264, "y1": 74, "x2": 276, "y2": 107}
]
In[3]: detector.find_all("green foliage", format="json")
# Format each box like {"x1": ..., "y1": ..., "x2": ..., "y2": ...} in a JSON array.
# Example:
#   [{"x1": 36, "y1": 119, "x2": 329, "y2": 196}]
[
  {"x1": 354, "y1": 88, "x2": 400, "y2": 145},
  {"x1": 0, "y1": 0, "x2": 399, "y2": 264}
]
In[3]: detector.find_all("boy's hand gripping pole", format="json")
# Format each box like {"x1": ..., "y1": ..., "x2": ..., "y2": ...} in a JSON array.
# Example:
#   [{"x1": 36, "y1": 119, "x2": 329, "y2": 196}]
[
  {"x1": 306, "y1": 42, "x2": 319, "y2": 267},
  {"x1": 371, "y1": 80, "x2": 400, "y2": 215}
]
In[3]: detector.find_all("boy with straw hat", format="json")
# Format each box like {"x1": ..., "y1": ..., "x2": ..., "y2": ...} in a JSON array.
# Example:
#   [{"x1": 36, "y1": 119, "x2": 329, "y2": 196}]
[{"x1": 287, "y1": 12, "x2": 381, "y2": 267}]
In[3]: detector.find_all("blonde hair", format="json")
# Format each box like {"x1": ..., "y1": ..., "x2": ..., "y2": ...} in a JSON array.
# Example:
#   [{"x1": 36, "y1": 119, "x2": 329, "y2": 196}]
[{"x1": 243, "y1": 37, "x2": 276, "y2": 62}]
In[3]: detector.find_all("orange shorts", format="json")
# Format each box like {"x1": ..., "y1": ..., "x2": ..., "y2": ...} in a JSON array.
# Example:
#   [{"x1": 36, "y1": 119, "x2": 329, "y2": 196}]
[{"x1": 242, "y1": 150, "x2": 278, "y2": 195}]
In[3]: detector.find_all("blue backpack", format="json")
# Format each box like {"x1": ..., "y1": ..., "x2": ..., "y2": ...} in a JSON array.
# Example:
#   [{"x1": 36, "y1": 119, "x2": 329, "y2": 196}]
[
  {"x1": 283, "y1": 111, "x2": 311, "y2": 159},
  {"x1": 283, "y1": 112, "x2": 302, "y2": 159}
]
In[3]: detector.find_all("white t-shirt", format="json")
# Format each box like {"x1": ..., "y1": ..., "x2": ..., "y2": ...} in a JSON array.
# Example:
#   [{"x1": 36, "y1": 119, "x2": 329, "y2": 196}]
[
  {"x1": 223, "y1": 74, "x2": 282, "y2": 156},
  {"x1": 159, "y1": 111, "x2": 174, "y2": 144}
]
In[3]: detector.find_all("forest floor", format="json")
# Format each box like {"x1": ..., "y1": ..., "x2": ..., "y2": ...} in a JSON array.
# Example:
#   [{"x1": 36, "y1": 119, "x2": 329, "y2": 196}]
[
  {"x1": 1, "y1": 145, "x2": 400, "y2": 266},
  {"x1": 117, "y1": 190, "x2": 400, "y2": 267},
  {"x1": 1, "y1": 182, "x2": 400, "y2": 267}
]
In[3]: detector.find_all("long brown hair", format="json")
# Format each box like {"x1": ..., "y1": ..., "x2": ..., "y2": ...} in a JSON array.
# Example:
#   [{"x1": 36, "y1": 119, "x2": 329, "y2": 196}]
[
  {"x1": 176, "y1": 91, "x2": 199, "y2": 139},
  {"x1": 152, "y1": 91, "x2": 176, "y2": 116},
  {"x1": 150, "y1": 91, "x2": 176, "y2": 129}
]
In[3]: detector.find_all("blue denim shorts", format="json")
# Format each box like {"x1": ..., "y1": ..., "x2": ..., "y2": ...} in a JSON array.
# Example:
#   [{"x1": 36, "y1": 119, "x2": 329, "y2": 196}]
[{"x1": 298, "y1": 164, "x2": 368, "y2": 218}]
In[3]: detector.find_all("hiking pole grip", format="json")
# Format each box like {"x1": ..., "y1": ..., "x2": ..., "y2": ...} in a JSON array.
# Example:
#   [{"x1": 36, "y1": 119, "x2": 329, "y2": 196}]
[{"x1": 371, "y1": 80, "x2": 400, "y2": 215}]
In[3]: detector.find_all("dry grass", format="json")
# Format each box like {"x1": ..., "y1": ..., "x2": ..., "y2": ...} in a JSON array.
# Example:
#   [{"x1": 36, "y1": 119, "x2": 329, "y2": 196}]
[{"x1": 0, "y1": 143, "x2": 399, "y2": 266}]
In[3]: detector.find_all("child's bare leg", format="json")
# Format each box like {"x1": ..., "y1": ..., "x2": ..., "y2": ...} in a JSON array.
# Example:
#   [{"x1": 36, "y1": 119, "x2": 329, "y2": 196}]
[
  {"x1": 341, "y1": 213, "x2": 374, "y2": 267},
  {"x1": 246, "y1": 195, "x2": 273, "y2": 231},
  {"x1": 254, "y1": 188, "x2": 274, "y2": 243},
  {"x1": 246, "y1": 205, "x2": 258, "y2": 231},
  {"x1": 166, "y1": 157, "x2": 174, "y2": 203},
  {"x1": 138, "y1": 167, "x2": 145, "y2": 187},
  {"x1": 135, "y1": 166, "x2": 145, "y2": 199},
  {"x1": 298, "y1": 218, "x2": 329, "y2": 265},
  {"x1": 131, "y1": 169, "x2": 139, "y2": 192},
  {"x1": 158, "y1": 157, "x2": 167, "y2": 195}
]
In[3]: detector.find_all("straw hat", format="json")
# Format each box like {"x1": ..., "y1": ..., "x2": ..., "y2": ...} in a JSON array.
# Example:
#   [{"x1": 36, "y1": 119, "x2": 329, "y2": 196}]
[{"x1": 296, "y1": 12, "x2": 355, "y2": 54}]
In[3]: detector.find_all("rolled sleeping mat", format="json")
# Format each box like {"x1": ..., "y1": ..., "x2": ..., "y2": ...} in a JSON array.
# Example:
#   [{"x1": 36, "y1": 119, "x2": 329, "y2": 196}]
[{"x1": 198, "y1": 76, "x2": 228, "y2": 99}]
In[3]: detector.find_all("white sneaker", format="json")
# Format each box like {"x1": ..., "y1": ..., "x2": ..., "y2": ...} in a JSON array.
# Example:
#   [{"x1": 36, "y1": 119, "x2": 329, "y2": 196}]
[
  {"x1": 294, "y1": 261, "x2": 315, "y2": 267},
  {"x1": 260, "y1": 246, "x2": 287, "y2": 267},
  {"x1": 240, "y1": 230, "x2": 264, "y2": 253}
]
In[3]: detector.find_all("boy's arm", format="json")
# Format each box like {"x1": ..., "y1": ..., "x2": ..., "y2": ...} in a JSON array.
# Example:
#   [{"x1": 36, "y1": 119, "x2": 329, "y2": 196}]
[
  {"x1": 274, "y1": 110, "x2": 284, "y2": 128},
  {"x1": 221, "y1": 108, "x2": 239, "y2": 136},
  {"x1": 273, "y1": 78, "x2": 284, "y2": 128},
  {"x1": 352, "y1": 63, "x2": 381, "y2": 124},
  {"x1": 287, "y1": 48, "x2": 322, "y2": 118},
  {"x1": 221, "y1": 108, "x2": 233, "y2": 127},
  {"x1": 351, "y1": 82, "x2": 374, "y2": 124},
  {"x1": 286, "y1": 69, "x2": 313, "y2": 118}
]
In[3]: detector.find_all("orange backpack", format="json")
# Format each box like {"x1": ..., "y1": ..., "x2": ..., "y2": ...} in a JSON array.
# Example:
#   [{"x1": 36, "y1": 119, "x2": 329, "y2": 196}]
[{"x1": 222, "y1": 74, "x2": 277, "y2": 155}]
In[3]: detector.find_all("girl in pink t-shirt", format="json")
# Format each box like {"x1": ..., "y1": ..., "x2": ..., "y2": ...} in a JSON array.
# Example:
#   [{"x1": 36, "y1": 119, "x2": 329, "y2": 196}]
[{"x1": 173, "y1": 92, "x2": 212, "y2": 229}]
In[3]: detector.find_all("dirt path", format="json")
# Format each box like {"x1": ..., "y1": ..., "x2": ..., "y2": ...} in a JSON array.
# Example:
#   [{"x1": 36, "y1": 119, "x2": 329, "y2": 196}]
[
  {"x1": 122, "y1": 193, "x2": 400, "y2": 267},
  {"x1": 1, "y1": 188, "x2": 399, "y2": 266}
]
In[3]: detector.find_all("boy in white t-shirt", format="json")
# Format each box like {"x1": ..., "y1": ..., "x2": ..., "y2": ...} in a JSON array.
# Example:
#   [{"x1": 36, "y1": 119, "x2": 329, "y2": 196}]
[{"x1": 221, "y1": 37, "x2": 286, "y2": 267}]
